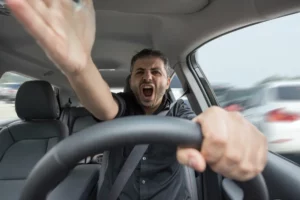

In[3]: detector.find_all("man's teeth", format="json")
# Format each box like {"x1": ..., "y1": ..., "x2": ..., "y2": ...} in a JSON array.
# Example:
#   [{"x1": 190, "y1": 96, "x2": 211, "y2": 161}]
[{"x1": 143, "y1": 86, "x2": 152, "y2": 89}]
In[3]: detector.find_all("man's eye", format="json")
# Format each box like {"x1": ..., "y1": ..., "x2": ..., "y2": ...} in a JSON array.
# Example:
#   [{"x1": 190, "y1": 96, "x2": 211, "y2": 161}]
[{"x1": 152, "y1": 71, "x2": 160, "y2": 75}]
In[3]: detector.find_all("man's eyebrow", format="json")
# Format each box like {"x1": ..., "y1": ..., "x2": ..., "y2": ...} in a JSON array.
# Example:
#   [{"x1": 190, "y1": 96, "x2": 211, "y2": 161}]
[
  {"x1": 134, "y1": 67, "x2": 161, "y2": 72},
  {"x1": 151, "y1": 67, "x2": 161, "y2": 71},
  {"x1": 135, "y1": 68, "x2": 144, "y2": 72}
]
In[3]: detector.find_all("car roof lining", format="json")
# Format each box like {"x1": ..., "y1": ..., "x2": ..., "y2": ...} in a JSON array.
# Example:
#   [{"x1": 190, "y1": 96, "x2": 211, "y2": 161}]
[
  {"x1": 93, "y1": 0, "x2": 209, "y2": 14},
  {"x1": 0, "y1": 0, "x2": 300, "y2": 96}
]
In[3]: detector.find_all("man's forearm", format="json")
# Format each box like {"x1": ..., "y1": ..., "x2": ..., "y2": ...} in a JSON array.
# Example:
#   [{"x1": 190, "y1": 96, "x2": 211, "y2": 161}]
[{"x1": 65, "y1": 59, "x2": 119, "y2": 121}]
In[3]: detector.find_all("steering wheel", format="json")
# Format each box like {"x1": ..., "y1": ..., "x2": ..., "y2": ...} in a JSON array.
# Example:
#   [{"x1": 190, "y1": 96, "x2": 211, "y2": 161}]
[{"x1": 19, "y1": 116, "x2": 269, "y2": 200}]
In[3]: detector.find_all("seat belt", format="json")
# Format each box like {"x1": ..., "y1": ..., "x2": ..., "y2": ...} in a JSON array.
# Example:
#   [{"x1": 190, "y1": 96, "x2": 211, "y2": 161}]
[{"x1": 107, "y1": 100, "x2": 177, "y2": 200}]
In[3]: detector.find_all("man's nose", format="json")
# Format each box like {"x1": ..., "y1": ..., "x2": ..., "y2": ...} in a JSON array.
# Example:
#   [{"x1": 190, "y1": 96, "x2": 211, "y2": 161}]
[{"x1": 143, "y1": 71, "x2": 152, "y2": 81}]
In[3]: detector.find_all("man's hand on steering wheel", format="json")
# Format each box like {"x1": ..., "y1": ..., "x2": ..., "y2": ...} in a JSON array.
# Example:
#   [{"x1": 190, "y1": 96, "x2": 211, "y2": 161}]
[{"x1": 177, "y1": 106, "x2": 268, "y2": 181}]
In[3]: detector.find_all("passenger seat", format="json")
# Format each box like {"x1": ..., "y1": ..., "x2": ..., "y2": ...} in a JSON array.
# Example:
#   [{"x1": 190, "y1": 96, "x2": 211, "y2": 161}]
[
  {"x1": 60, "y1": 107, "x2": 98, "y2": 134},
  {"x1": 0, "y1": 80, "x2": 68, "y2": 199},
  {"x1": 60, "y1": 106, "x2": 100, "y2": 164}
]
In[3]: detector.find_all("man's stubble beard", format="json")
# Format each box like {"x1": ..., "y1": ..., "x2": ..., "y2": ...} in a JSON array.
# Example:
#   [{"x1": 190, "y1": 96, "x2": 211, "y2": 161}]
[{"x1": 132, "y1": 87, "x2": 166, "y2": 109}]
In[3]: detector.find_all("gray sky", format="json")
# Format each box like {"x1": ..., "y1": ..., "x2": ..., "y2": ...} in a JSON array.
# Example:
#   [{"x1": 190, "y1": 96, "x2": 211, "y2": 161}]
[{"x1": 195, "y1": 13, "x2": 300, "y2": 88}]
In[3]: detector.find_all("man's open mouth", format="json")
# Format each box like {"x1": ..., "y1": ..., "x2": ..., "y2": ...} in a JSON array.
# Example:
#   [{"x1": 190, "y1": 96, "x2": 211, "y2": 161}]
[{"x1": 142, "y1": 85, "x2": 153, "y2": 97}]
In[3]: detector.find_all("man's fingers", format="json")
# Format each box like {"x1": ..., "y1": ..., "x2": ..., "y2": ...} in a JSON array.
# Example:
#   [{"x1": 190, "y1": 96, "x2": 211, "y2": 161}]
[
  {"x1": 6, "y1": 0, "x2": 56, "y2": 49},
  {"x1": 256, "y1": 135, "x2": 268, "y2": 174},
  {"x1": 193, "y1": 114, "x2": 228, "y2": 164},
  {"x1": 43, "y1": 0, "x2": 52, "y2": 7},
  {"x1": 210, "y1": 114, "x2": 266, "y2": 181},
  {"x1": 52, "y1": 0, "x2": 71, "y2": 9},
  {"x1": 26, "y1": 0, "x2": 50, "y2": 23},
  {"x1": 190, "y1": 107, "x2": 268, "y2": 181},
  {"x1": 177, "y1": 147, "x2": 206, "y2": 172},
  {"x1": 235, "y1": 137, "x2": 267, "y2": 181}
]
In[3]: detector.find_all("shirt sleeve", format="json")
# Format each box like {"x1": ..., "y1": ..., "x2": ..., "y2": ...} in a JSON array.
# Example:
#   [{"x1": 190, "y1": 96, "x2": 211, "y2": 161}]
[
  {"x1": 93, "y1": 92, "x2": 126, "y2": 122},
  {"x1": 175, "y1": 99, "x2": 197, "y2": 120},
  {"x1": 111, "y1": 92, "x2": 126, "y2": 118}
]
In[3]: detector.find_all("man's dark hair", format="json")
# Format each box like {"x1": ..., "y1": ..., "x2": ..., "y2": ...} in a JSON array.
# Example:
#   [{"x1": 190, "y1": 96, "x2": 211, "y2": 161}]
[{"x1": 130, "y1": 49, "x2": 171, "y2": 77}]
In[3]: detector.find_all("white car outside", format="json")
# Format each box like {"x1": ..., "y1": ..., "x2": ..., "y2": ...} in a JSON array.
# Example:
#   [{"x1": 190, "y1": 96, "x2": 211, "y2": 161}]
[{"x1": 242, "y1": 81, "x2": 300, "y2": 154}]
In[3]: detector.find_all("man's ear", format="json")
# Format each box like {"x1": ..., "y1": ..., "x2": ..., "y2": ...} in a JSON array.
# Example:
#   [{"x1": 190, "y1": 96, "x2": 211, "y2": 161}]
[
  {"x1": 129, "y1": 76, "x2": 132, "y2": 88},
  {"x1": 166, "y1": 77, "x2": 171, "y2": 89}
]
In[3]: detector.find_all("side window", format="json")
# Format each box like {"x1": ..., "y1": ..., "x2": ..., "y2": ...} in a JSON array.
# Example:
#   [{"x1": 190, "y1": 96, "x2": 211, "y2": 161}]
[
  {"x1": 170, "y1": 74, "x2": 184, "y2": 100},
  {"x1": 194, "y1": 13, "x2": 300, "y2": 165},
  {"x1": 170, "y1": 74, "x2": 192, "y2": 109},
  {"x1": 0, "y1": 72, "x2": 32, "y2": 119}
]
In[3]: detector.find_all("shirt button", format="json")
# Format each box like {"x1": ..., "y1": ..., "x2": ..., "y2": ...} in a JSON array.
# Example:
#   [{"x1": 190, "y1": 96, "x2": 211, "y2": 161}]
[
  {"x1": 142, "y1": 156, "x2": 147, "y2": 160},
  {"x1": 142, "y1": 180, "x2": 146, "y2": 184}
]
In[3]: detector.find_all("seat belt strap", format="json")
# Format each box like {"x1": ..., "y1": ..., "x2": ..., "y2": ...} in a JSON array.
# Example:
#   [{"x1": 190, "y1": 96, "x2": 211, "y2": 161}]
[
  {"x1": 107, "y1": 144, "x2": 148, "y2": 200},
  {"x1": 107, "y1": 100, "x2": 178, "y2": 200}
]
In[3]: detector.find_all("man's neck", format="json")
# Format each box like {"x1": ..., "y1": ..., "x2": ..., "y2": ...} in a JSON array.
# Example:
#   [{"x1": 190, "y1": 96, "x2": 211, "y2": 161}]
[
  {"x1": 144, "y1": 105, "x2": 160, "y2": 115},
  {"x1": 143, "y1": 97, "x2": 164, "y2": 115}
]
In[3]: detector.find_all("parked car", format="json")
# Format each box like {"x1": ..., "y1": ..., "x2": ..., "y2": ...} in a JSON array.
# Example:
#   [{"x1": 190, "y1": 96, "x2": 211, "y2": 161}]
[
  {"x1": 223, "y1": 99, "x2": 246, "y2": 112},
  {"x1": 243, "y1": 81, "x2": 300, "y2": 154},
  {"x1": 221, "y1": 88, "x2": 257, "y2": 111},
  {"x1": 0, "y1": 82, "x2": 21, "y2": 102},
  {"x1": 211, "y1": 84, "x2": 232, "y2": 103}
]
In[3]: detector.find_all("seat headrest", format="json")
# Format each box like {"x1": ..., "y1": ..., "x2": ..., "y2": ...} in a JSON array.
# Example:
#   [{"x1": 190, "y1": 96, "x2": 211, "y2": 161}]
[
  {"x1": 123, "y1": 75, "x2": 131, "y2": 93},
  {"x1": 15, "y1": 80, "x2": 60, "y2": 120}
]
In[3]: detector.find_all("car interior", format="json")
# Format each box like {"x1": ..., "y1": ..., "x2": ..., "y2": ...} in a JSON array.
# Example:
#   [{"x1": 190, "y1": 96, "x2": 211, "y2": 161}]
[{"x1": 1, "y1": 0, "x2": 300, "y2": 199}]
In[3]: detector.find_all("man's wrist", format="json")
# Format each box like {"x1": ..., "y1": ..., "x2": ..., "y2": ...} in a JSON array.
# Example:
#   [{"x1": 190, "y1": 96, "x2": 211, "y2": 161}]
[{"x1": 65, "y1": 56, "x2": 97, "y2": 79}]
